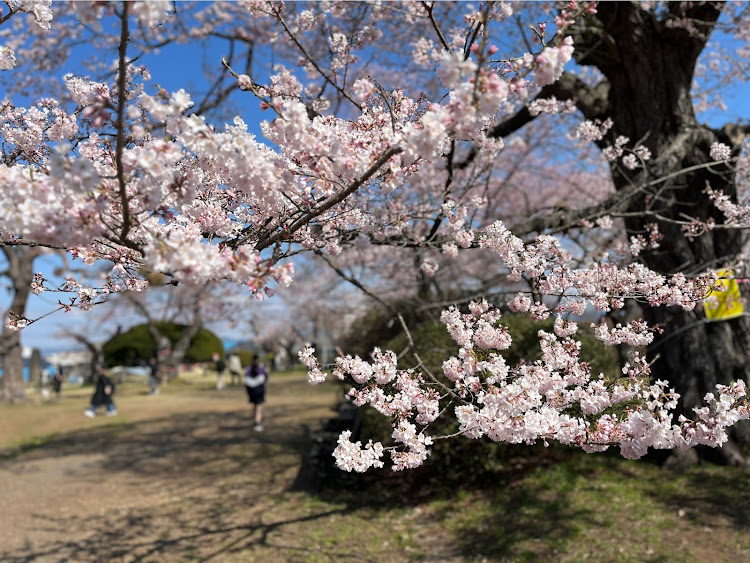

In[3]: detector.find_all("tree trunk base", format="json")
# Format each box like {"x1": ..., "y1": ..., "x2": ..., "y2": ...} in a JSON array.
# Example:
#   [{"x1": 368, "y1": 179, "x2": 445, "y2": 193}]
[
  {"x1": 662, "y1": 448, "x2": 700, "y2": 471},
  {"x1": 714, "y1": 441, "x2": 748, "y2": 468},
  {"x1": 663, "y1": 442, "x2": 749, "y2": 471}
]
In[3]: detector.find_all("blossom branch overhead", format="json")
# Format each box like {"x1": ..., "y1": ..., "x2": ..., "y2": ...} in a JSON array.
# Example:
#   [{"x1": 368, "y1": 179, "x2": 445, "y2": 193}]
[{"x1": 1, "y1": 0, "x2": 749, "y2": 466}]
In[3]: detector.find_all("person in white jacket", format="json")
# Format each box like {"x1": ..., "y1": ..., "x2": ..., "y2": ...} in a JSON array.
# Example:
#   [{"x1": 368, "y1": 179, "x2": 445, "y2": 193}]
[{"x1": 227, "y1": 353, "x2": 243, "y2": 386}]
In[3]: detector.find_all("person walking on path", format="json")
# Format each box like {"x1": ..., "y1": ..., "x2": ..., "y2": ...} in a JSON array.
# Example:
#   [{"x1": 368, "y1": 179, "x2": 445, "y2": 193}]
[
  {"x1": 227, "y1": 353, "x2": 243, "y2": 386},
  {"x1": 84, "y1": 364, "x2": 117, "y2": 417},
  {"x1": 244, "y1": 357, "x2": 268, "y2": 432},
  {"x1": 213, "y1": 352, "x2": 227, "y2": 390},
  {"x1": 148, "y1": 357, "x2": 161, "y2": 395},
  {"x1": 51, "y1": 365, "x2": 63, "y2": 400}
]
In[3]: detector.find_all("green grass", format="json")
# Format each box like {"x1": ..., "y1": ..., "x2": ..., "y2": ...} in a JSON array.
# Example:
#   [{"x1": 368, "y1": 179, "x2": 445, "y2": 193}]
[{"x1": 412, "y1": 451, "x2": 747, "y2": 561}]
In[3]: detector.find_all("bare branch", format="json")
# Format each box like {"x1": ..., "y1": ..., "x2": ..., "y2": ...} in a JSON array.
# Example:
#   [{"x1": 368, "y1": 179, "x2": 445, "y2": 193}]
[
  {"x1": 115, "y1": 1, "x2": 131, "y2": 243},
  {"x1": 275, "y1": 10, "x2": 362, "y2": 111},
  {"x1": 0, "y1": 239, "x2": 68, "y2": 250},
  {"x1": 420, "y1": 1, "x2": 451, "y2": 52}
]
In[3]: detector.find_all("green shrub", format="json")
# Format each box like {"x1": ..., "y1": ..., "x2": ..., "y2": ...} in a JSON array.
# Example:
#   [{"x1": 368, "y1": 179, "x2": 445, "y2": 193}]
[
  {"x1": 340, "y1": 300, "x2": 431, "y2": 359},
  {"x1": 103, "y1": 322, "x2": 224, "y2": 366}
]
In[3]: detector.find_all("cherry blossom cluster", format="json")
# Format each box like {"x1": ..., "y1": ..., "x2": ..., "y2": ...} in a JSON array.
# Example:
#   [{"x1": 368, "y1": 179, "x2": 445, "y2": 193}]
[
  {"x1": 306, "y1": 297, "x2": 748, "y2": 471},
  {"x1": 575, "y1": 117, "x2": 613, "y2": 143},
  {"x1": 1, "y1": 0, "x2": 598, "y2": 324},
  {"x1": 5, "y1": 262, "x2": 148, "y2": 330},
  {"x1": 602, "y1": 135, "x2": 652, "y2": 171},
  {"x1": 710, "y1": 142, "x2": 732, "y2": 162},
  {"x1": 0, "y1": 0, "x2": 53, "y2": 70},
  {"x1": 705, "y1": 185, "x2": 750, "y2": 227},
  {"x1": 301, "y1": 202, "x2": 744, "y2": 471},
  {"x1": 528, "y1": 96, "x2": 577, "y2": 117},
  {"x1": 629, "y1": 223, "x2": 663, "y2": 257}
]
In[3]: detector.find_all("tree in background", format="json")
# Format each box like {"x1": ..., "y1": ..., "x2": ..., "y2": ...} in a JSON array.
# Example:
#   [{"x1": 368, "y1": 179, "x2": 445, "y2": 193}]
[
  {"x1": 0, "y1": 1, "x2": 748, "y2": 467},
  {"x1": 0, "y1": 246, "x2": 38, "y2": 401},
  {"x1": 102, "y1": 322, "x2": 223, "y2": 367}
]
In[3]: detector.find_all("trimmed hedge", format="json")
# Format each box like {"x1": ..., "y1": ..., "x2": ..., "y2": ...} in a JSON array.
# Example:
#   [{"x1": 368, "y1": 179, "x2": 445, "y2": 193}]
[{"x1": 102, "y1": 322, "x2": 224, "y2": 366}]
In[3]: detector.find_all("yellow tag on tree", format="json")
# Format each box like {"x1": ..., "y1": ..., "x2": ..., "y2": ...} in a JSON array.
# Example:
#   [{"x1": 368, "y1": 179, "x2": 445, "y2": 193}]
[{"x1": 704, "y1": 270, "x2": 744, "y2": 321}]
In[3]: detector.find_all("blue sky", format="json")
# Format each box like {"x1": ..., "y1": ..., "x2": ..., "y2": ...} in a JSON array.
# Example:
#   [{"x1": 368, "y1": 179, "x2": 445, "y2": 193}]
[{"x1": 1, "y1": 5, "x2": 749, "y2": 356}]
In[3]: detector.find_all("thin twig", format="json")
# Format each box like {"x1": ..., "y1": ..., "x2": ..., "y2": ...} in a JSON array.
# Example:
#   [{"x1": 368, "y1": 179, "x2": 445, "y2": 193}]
[
  {"x1": 275, "y1": 10, "x2": 362, "y2": 111},
  {"x1": 420, "y1": 1, "x2": 451, "y2": 52}
]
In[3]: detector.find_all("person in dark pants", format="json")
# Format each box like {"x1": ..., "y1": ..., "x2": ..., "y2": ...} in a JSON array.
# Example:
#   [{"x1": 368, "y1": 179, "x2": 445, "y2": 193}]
[
  {"x1": 84, "y1": 364, "x2": 116, "y2": 417},
  {"x1": 244, "y1": 357, "x2": 268, "y2": 432},
  {"x1": 148, "y1": 357, "x2": 161, "y2": 395},
  {"x1": 51, "y1": 366, "x2": 63, "y2": 399}
]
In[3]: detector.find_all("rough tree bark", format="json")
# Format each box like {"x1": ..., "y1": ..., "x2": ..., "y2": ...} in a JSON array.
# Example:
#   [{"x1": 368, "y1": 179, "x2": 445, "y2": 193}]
[
  {"x1": 0, "y1": 246, "x2": 37, "y2": 402},
  {"x1": 571, "y1": 2, "x2": 750, "y2": 460}
]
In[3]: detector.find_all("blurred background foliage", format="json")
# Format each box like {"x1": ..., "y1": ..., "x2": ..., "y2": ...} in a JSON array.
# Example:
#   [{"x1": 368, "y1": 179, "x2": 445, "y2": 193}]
[{"x1": 102, "y1": 322, "x2": 223, "y2": 366}]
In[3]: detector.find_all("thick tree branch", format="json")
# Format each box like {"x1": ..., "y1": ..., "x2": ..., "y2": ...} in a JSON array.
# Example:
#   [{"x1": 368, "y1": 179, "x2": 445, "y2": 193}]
[
  {"x1": 487, "y1": 72, "x2": 610, "y2": 143},
  {"x1": 454, "y1": 72, "x2": 610, "y2": 170},
  {"x1": 115, "y1": 2, "x2": 131, "y2": 242},
  {"x1": 0, "y1": 239, "x2": 67, "y2": 250},
  {"x1": 254, "y1": 147, "x2": 402, "y2": 252}
]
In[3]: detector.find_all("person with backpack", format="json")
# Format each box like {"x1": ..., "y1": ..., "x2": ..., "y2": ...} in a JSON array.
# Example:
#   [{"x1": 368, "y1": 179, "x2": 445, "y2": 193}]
[
  {"x1": 244, "y1": 356, "x2": 268, "y2": 432},
  {"x1": 84, "y1": 363, "x2": 117, "y2": 417}
]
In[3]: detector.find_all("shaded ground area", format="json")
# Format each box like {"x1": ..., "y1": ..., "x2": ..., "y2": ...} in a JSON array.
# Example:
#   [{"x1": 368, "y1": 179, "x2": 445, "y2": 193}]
[
  {"x1": 0, "y1": 374, "x2": 374, "y2": 562},
  {"x1": 0, "y1": 372, "x2": 748, "y2": 562}
]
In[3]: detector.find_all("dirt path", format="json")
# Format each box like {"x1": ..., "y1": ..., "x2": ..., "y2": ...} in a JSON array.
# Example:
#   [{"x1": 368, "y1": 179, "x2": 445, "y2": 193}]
[{"x1": 0, "y1": 374, "x2": 404, "y2": 562}]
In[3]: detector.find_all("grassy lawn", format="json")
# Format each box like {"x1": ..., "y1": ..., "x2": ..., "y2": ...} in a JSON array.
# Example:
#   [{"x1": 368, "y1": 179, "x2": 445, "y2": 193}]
[{"x1": 0, "y1": 370, "x2": 748, "y2": 562}]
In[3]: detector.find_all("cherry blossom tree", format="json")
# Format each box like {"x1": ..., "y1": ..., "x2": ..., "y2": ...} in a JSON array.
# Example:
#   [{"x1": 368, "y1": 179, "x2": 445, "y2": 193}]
[{"x1": 0, "y1": 1, "x2": 748, "y2": 467}]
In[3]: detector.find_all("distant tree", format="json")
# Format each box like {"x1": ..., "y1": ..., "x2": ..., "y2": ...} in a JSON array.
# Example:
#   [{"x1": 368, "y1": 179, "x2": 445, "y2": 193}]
[
  {"x1": 102, "y1": 322, "x2": 223, "y2": 367},
  {"x1": 0, "y1": 246, "x2": 39, "y2": 402}
]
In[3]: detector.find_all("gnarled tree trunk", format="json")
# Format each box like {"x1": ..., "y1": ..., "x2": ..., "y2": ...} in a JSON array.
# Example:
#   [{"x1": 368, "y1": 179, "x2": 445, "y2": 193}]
[{"x1": 574, "y1": 2, "x2": 750, "y2": 458}]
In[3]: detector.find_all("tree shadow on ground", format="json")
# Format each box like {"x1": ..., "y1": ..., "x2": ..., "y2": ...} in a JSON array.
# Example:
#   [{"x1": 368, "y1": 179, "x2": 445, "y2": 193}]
[
  {"x1": 1, "y1": 401, "x2": 319, "y2": 476},
  {"x1": 296, "y1": 444, "x2": 601, "y2": 560},
  {"x1": 298, "y1": 442, "x2": 750, "y2": 561},
  {"x1": 637, "y1": 458, "x2": 749, "y2": 530},
  {"x1": 1, "y1": 506, "x2": 360, "y2": 562},
  {"x1": 0, "y1": 403, "x2": 366, "y2": 562},
  {"x1": 2, "y1": 399, "x2": 747, "y2": 562}
]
